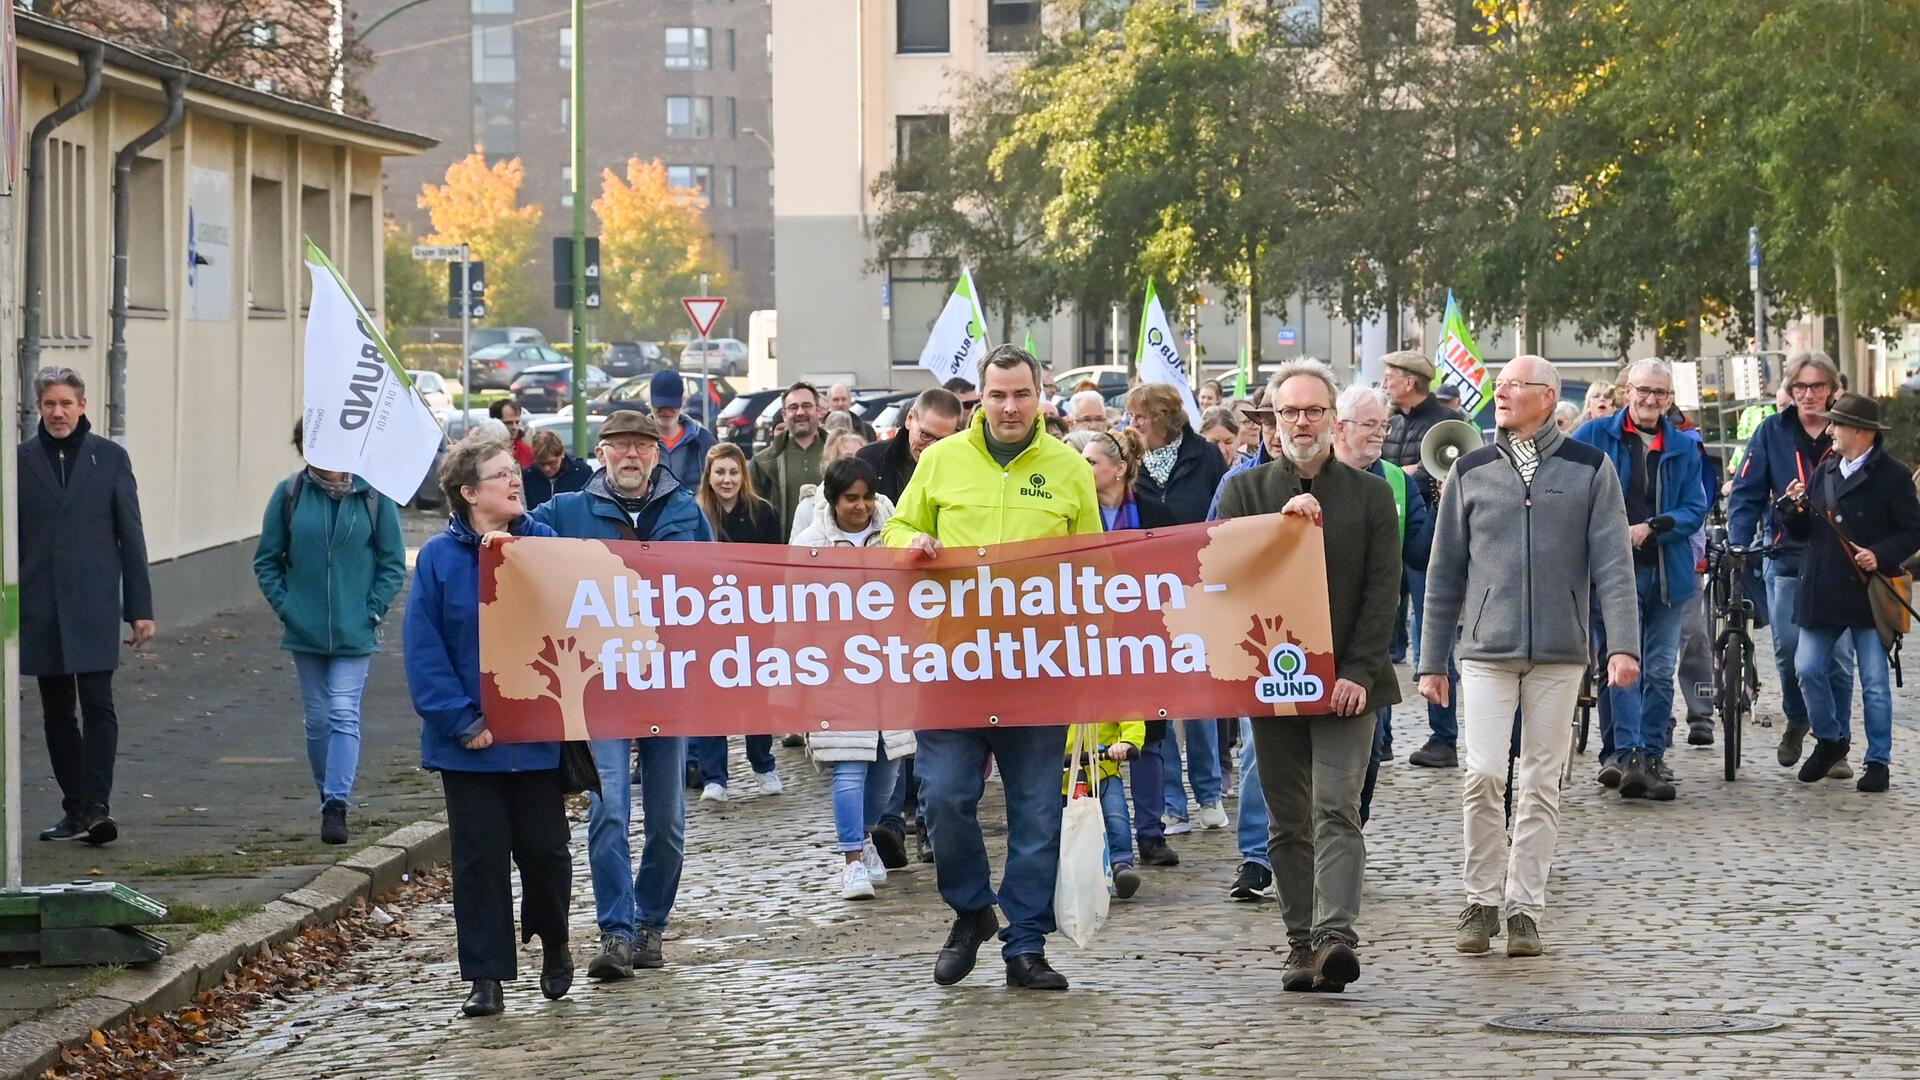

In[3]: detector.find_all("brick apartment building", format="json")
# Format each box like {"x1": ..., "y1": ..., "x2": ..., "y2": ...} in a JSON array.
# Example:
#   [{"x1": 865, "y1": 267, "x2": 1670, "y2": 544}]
[{"x1": 351, "y1": 0, "x2": 773, "y2": 340}]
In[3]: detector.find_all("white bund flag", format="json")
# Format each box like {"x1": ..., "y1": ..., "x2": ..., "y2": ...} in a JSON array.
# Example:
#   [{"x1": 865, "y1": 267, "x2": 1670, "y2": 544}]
[
  {"x1": 300, "y1": 237, "x2": 444, "y2": 505},
  {"x1": 1135, "y1": 280, "x2": 1202, "y2": 429},
  {"x1": 916, "y1": 267, "x2": 990, "y2": 387}
]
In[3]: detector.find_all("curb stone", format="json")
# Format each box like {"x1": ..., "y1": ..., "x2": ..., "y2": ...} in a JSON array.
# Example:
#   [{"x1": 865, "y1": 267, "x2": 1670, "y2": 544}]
[{"x1": 0, "y1": 818, "x2": 451, "y2": 1080}]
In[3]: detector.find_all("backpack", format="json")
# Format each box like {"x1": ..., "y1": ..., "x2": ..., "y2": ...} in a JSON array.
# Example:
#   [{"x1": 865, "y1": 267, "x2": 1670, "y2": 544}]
[{"x1": 281, "y1": 471, "x2": 381, "y2": 539}]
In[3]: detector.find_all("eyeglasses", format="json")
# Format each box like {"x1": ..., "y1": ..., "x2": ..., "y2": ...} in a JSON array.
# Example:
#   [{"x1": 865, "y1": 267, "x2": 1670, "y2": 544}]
[
  {"x1": 1630, "y1": 385, "x2": 1673, "y2": 400},
  {"x1": 1788, "y1": 381, "x2": 1831, "y2": 395},
  {"x1": 1341, "y1": 418, "x2": 1387, "y2": 432},
  {"x1": 476, "y1": 468, "x2": 517, "y2": 484},
  {"x1": 1493, "y1": 379, "x2": 1553, "y2": 393},
  {"x1": 1276, "y1": 406, "x2": 1330, "y2": 424},
  {"x1": 602, "y1": 439, "x2": 658, "y2": 457}
]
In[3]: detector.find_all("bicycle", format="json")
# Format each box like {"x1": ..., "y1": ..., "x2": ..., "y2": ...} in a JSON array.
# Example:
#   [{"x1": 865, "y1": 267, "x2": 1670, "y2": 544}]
[{"x1": 1705, "y1": 527, "x2": 1778, "y2": 781}]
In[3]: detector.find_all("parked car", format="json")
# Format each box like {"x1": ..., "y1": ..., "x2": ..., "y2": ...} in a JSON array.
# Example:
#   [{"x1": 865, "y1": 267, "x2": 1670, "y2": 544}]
[
  {"x1": 407, "y1": 369, "x2": 452, "y2": 409},
  {"x1": 466, "y1": 343, "x2": 567, "y2": 390},
  {"x1": 1054, "y1": 364, "x2": 1131, "y2": 398},
  {"x1": 714, "y1": 388, "x2": 784, "y2": 449},
  {"x1": 753, "y1": 393, "x2": 786, "y2": 453},
  {"x1": 850, "y1": 389, "x2": 918, "y2": 423},
  {"x1": 569, "y1": 372, "x2": 739, "y2": 429},
  {"x1": 603, "y1": 340, "x2": 667, "y2": 378},
  {"x1": 467, "y1": 326, "x2": 547, "y2": 352},
  {"x1": 871, "y1": 402, "x2": 908, "y2": 444},
  {"x1": 678, "y1": 337, "x2": 749, "y2": 376},
  {"x1": 526, "y1": 413, "x2": 607, "y2": 453},
  {"x1": 511, "y1": 362, "x2": 612, "y2": 412},
  {"x1": 411, "y1": 408, "x2": 490, "y2": 510}
]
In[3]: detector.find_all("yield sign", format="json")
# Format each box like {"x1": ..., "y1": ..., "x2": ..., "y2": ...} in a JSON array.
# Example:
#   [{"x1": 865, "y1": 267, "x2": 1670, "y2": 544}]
[{"x1": 682, "y1": 296, "x2": 727, "y2": 338}]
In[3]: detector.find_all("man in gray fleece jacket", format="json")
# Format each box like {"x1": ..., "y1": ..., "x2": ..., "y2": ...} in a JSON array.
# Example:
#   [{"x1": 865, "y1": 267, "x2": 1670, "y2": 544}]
[{"x1": 1418, "y1": 354, "x2": 1640, "y2": 960}]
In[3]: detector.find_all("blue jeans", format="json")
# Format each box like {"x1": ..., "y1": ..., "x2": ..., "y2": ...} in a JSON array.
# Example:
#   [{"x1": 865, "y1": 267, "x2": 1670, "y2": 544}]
[
  {"x1": 587, "y1": 736, "x2": 687, "y2": 940},
  {"x1": 1359, "y1": 707, "x2": 1391, "y2": 824},
  {"x1": 1797, "y1": 626, "x2": 1892, "y2": 765},
  {"x1": 1607, "y1": 565, "x2": 1687, "y2": 755},
  {"x1": 1236, "y1": 717, "x2": 1269, "y2": 868},
  {"x1": 916, "y1": 725, "x2": 1067, "y2": 960},
  {"x1": 688, "y1": 734, "x2": 775, "y2": 787},
  {"x1": 833, "y1": 746, "x2": 900, "y2": 853},
  {"x1": 1132, "y1": 724, "x2": 1167, "y2": 841},
  {"x1": 291, "y1": 652, "x2": 370, "y2": 806},
  {"x1": 1766, "y1": 563, "x2": 1855, "y2": 730},
  {"x1": 1160, "y1": 719, "x2": 1223, "y2": 819},
  {"x1": 1408, "y1": 567, "x2": 1427, "y2": 670},
  {"x1": 1095, "y1": 775, "x2": 1134, "y2": 868}
]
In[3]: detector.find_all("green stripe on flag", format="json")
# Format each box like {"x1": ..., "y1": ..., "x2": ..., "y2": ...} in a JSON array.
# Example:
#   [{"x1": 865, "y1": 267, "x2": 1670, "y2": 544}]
[{"x1": 303, "y1": 236, "x2": 419, "y2": 393}]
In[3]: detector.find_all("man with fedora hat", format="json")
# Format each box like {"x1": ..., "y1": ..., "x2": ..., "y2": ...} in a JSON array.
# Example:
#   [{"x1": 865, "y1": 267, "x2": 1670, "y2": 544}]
[
  {"x1": 530, "y1": 409, "x2": 712, "y2": 979},
  {"x1": 1778, "y1": 392, "x2": 1920, "y2": 792}
]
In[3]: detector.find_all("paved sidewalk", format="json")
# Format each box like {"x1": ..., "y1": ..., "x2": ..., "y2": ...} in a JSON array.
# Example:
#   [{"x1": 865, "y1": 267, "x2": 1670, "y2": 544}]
[
  {"x1": 191, "y1": 660, "x2": 1920, "y2": 1078},
  {"x1": 1, "y1": 513, "x2": 448, "y2": 1030}
]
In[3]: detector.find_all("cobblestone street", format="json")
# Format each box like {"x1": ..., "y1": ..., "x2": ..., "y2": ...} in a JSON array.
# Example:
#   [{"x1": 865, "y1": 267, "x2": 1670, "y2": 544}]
[{"x1": 189, "y1": 662, "x2": 1920, "y2": 1079}]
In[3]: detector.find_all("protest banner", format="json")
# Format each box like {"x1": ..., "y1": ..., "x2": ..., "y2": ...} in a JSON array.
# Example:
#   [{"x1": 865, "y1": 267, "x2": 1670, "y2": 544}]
[{"x1": 479, "y1": 514, "x2": 1334, "y2": 742}]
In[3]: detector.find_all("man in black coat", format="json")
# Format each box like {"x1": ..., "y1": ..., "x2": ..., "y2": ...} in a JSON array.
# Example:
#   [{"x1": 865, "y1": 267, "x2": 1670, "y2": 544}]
[
  {"x1": 19, "y1": 368, "x2": 154, "y2": 845},
  {"x1": 854, "y1": 387, "x2": 964, "y2": 504},
  {"x1": 1779, "y1": 393, "x2": 1920, "y2": 792}
]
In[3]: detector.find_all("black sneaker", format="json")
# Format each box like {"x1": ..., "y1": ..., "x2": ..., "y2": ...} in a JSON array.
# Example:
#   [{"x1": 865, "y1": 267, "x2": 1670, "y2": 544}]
[
  {"x1": 1137, "y1": 835, "x2": 1180, "y2": 867},
  {"x1": 1618, "y1": 750, "x2": 1674, "y2": 801},
  {"x1": 933, "y1": 907, "x2": 1000, "y2": 986},
  {"x1": 870, "y1": 822, "x2": 909, "y2": 870},
  {"x1": 780, "y1": 733, "x2": 805, "y2": 748},
  {"x1": 1653, "y1": 756, "x2": 1677, "y2": 784},
  {"x1": 79, "y1": 805, "x2": 118, "y2": 846},
  {"x1": 1596, "y1": 756, "x2": 1623, "y2": 788},
  {"x1": 320, "y1": 800, "x2": 349, "y2": 845},
  {"x1": 1408, "y1": 739, "x2": 1458, "y2": 768},
  {"x1": 1112, "y1": 863, "x2": 1141, "y2": 900},
  {"x1": 586, "y1": 934, "x2": 635, "y2": 981},
  {"x1": 634, "y1": 926, "x2": 666, "y2": 969},
  {"x1": 38, "y1": 814, "x2": 83, "y2": 842},
  {"x1": 1858, "y1": 762, "x2": 1891, "y2": 793},
  {"x1": 1778, "y1": 724, "x2": 1810, "y2": 767},
  {"x1": 1005, "y1": 953, "x2": 1068, "y2": 991},
  {"x1": 1228, "y1": 861, "x2": 1273, "y2": 901},
  {"x1": 1798, "y1": 738, "x2": 1850, "y2": 783},
  {"x1": 914, "y1": 819, "x2": 934, "y2": 864},
  {"x1": 1687, "y1": 718, "x2": 1715, "y2": 746}
]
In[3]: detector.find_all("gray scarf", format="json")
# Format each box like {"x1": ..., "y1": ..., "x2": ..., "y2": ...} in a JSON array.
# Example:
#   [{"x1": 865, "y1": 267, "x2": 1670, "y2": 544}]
[{"x1": 307, "y1": 467, "x2": 355, "y2": 501}]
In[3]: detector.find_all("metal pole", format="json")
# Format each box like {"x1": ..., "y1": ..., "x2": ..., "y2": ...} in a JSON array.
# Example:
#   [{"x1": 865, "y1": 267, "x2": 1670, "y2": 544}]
[
  {"x1": 2, "y1": 183, "x2": 21, "y2": 889},
  {"x1": 699, "y1": 272, "x2": 710, "y2": 409},
  {"x1": 568, "y1": 0, "x2": 589, "y2": 458},
  {"x1": 1749, "y1": 225, "x2": 1767, "y2": 354},
  {"x1": 460, "y1": 246, "x2": 472, "y2": 424}
]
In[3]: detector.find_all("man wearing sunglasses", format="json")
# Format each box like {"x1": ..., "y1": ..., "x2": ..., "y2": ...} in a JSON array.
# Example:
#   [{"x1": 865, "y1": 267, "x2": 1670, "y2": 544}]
[
  {"x1": 1727, "y1": 352, "x2": 1854, "y2": 773},
  {"x1": 1571, "y1": 359, "x2": 1709, "y2": 801}
]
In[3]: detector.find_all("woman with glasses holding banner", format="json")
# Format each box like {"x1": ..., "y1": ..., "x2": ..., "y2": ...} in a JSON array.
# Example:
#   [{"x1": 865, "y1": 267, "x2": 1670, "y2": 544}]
[{"x1": 404, "y1": 438, "x2": 572, "y2": 1017}]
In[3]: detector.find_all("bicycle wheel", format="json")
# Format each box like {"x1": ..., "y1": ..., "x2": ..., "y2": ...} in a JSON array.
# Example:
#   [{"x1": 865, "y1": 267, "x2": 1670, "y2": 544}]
[
  {"x1": 1575, "y1": 664, "x2": 1594, "y2": 754},
  {"x1": 1723, "y1": 637, "x2": 1746, "y2": 781}
]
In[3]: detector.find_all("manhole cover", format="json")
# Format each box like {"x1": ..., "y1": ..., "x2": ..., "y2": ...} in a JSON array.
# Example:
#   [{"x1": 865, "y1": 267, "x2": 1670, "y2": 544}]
[{"x1": 1487, "y1": 1011, "x2": 1782, "y2": 1036}]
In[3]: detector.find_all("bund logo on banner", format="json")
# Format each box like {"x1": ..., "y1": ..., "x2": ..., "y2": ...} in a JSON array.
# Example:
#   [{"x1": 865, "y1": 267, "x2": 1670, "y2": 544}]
[{"x1": 478, "y1": 514, "x2": 1335, "y2": 742}]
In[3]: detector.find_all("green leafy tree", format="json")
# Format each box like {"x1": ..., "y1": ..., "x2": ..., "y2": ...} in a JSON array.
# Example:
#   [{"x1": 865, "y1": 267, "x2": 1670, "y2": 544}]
[{"x1": 382, "y1": 217, "x2": 441, "y2": 333}]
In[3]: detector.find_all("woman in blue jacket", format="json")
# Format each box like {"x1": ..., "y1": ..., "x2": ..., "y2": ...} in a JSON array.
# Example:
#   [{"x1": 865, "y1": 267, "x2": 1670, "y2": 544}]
[
  {"x1": 253, "y1": 422, "x2": 407, "y2": 846},
  {"x1": 404, "y1": 437, "x2": 572, "y2": 1017}
]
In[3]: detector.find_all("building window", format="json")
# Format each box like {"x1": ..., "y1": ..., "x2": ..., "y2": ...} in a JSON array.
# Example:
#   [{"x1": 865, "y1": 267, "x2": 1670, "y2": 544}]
[
  {"x1": 558, "y1": 28, "x2": 572, "y2": 68},
  {"x1": 299, "y1": 185, "x2": 331, "y2": 308},
  {"x1": 1273, "y1": 0, "x2": 1322, "y2": 44},
  {"x1": 474, "y1": 84, "x2": 517, "y2": 157},
  {"x1": 127, "y1": 157, "x2": 167, "y2": 310},
  {"x1": 895, "y1": 114, "x2": 949, "y2": 193},
  {"x1": 665, "y1": 27, "x2": 711, "y2": 69},
  {"x1": 898, "y1": 0, "x2": 949, "y2": 53},
  {"x1": 667, "y1": 96, "x2": 712, "y2": 139},
  {"x1": 1361, "y1": 0, "x2": 1417, "y2": 45},
  {"x1": 727, "y1": 97, "x2": 737, "y2": 139},
  {"x1": 472, "y1": 24, "x2": 515, "y2": 83},
  {"x1": 729, "y1": 233, "x2": 740, "y2": 270},
  {"x1": 888, "y1": 259, "x2": 953, "y2": 366},
  {"x1": 667, "y1": 164, "x2": 712, "y2": 205},
  {"x1": 470, "y1": 0, "x2": 512, "y2": 12},
  {"x1": 349, "y1": 194, "x2": 376, "y2": 304},
  {"x1": 249, "y1": 177, "x2": 285, "y2": 312},
  {"x1": 561, "y1": 95, "x2": 569, "y2": 130},
  {"x1": 987, "y1": 0, "x2": 1039, "y2": 52},
  {"x1": 42, "y1": 138, "x2": 91, "y2": 339},
  {"x1": 726, "y1": 28, "x2": 736, "y2": 70},
  {"x1": 725, "y1": 165, "x2": 737, "y2": 208},
  {"x1": 249, "y1": 21, "x2": 276, "y2": 46},
  {"x1": 561, "y1": 165, "x2": 573, "y2": 208}
]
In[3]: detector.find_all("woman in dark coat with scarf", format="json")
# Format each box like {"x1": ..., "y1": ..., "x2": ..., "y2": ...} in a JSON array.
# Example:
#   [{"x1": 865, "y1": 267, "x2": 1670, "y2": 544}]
[{"x1": 405, "y1": 437, "x2": 572, "y2": 1017}]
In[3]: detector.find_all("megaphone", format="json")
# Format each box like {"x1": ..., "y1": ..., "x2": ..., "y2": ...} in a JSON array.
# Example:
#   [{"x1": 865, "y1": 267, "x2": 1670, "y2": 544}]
[{"x1": 1420, "y1": 419, "x2": 1483, "y2": 479}]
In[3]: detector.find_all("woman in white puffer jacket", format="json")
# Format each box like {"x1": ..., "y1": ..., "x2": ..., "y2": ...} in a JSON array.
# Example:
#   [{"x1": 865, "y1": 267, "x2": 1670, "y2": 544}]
[{"x1": 797, "y1": 457, "x2": 916, "y2": 899}]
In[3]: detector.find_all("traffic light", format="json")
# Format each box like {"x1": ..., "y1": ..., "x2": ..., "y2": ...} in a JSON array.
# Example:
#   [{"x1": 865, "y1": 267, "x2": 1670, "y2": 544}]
[
  {"x1": 553, "y1": 236, "x2": 601, "y2": 310},
  {"x1": 446, "y1": 260, "x2": 487, "y2": 320}
]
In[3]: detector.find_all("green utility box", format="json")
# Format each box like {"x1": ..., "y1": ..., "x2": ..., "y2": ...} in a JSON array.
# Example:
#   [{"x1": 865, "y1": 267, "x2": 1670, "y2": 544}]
[{"x1": 0, "y1": 880, "x2": 170, "y2": 966}]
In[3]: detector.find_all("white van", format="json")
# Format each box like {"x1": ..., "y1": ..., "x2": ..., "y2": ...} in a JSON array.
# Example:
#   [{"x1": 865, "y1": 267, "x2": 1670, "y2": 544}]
[{"x1": 747, "y1": 309, "x2": 777, "y2": 391}]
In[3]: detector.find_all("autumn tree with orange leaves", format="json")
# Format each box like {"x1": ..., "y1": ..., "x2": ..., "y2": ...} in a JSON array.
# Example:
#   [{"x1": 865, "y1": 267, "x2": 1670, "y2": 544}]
[
  {"x1": 417, "y1": 151, "x2": 544, "y2": 328},
  {"x1": 594, "y1": 159, "x2": 732, "y2": 339}
]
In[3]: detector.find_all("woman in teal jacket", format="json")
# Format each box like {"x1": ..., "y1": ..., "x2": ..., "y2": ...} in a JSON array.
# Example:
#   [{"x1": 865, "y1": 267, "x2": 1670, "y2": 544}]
[{"x1": 253, "y1": 422, "x2": 407, "y2": 846}]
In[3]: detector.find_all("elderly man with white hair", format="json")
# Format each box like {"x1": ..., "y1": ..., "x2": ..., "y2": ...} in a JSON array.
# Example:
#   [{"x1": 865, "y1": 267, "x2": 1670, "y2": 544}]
[
  {"x1": 1068, "y1": 390, "x2": 1112, "y2": 432},
  {"x1": 1571, "y1": 358, "x2": 1708, "y2": 802},
  {"x1": 826, "y1": 382, "x2": 878, "y2": 442},
  {"x1": 1421, "y1": 354, "x2": 1641, "y2": 959}
]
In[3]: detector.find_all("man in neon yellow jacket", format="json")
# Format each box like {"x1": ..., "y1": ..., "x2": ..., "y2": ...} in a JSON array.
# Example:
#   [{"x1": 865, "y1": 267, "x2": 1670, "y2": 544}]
[{"x1": 883, "y1": 345, "x2": 1100, "y2": 992}]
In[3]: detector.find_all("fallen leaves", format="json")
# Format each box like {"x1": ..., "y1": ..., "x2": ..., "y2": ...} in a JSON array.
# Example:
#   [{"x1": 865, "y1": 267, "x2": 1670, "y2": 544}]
[{"x1": 41, "y1": 867, "x2": 450, "y2": 1080}]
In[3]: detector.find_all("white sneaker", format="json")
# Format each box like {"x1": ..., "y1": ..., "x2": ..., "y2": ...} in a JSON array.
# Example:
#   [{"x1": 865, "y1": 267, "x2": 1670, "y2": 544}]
[
  {"x1": 756, "y1": 769, "x2": 784, "y2": 795},
  {"x1": 700, "y1": 782, "x2": 728, "y2": 804},
  {"x1": 840, "y1": 860, "x2": 875, "y2": 900},
  {"x1": 1197, "y1": 803, "x2": 1229, "y2": 830},
  {"x1": 1162, "y1": 814, "x2": 1193, "y2": 836},
  {"x1": 860, "y1": 837, "x2": 888, "y2": 884}
]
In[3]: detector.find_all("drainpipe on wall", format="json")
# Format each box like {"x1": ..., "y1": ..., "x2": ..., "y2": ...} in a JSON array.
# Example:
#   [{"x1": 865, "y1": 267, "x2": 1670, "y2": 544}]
[
  {"x1": 108, "y1": 74, "x2": 187, "y2": 442},
  {"x1": 19, "y1": 44, "x2": 105, "y2": 441}
]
